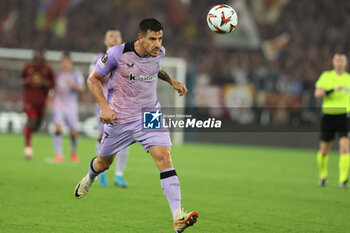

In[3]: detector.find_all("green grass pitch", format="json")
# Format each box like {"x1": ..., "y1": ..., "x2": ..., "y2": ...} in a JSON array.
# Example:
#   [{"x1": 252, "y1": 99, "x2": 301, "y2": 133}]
[{"x1": 0, "y1": 133, "x2": 349, "y2": 233}]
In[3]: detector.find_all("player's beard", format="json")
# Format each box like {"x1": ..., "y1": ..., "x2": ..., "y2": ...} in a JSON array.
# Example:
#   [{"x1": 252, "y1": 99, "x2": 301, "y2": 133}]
[{"x1": 151, "y1": 48, "x2": 160, "y2": 57}]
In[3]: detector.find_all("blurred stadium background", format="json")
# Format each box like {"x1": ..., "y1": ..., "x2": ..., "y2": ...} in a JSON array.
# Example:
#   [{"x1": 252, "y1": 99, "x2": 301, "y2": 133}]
[
  {"x1": 1, "y1": 1, "x2": 350, "y2": 233},
  {"x1": 3, "y1": 0, "x2": 350, "y2": 147}
]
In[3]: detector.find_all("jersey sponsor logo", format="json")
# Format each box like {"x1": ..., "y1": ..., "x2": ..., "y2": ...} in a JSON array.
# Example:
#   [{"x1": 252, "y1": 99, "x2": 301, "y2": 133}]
[
  {"x1": 32, "y1": 73, "x2": 42, "y2": 84},
  {"x1": 129, "y1": 73, "x2": 157, "y2": 82}
]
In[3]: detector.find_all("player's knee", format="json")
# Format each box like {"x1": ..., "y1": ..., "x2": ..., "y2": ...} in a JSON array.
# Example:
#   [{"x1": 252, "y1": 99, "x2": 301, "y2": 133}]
[
  {"x1": 157, "y1": 150, "x2": 173, "y2": 166},
  {"x1": 320, "y1": 146, "x2": 329, "y2": 155},
  {"x1": 70, "y1": 130, "x2": 77, "y2": 137},
  {"x1": 320, "y1": 142, "x2": 331, "y2": 155},
  {"x1": 55, "y1": 125, "x2": 62, "y2": 134}
]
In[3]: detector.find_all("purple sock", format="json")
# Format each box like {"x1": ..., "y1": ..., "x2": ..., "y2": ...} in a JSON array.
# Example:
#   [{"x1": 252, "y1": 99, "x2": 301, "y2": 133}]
[
  {"x1": 53, "y1": 132, "x2": 62, "y2": 155},
  {"x1": 116, "y1": 147, "x2": 129, "y2": 176},
  {"x1": 160, "y1": 168, "x2": 181, "y2": 218}
]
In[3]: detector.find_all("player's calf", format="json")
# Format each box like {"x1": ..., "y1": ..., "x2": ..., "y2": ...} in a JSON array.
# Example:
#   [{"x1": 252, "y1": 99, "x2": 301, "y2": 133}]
[
  {"x1": 149, "y1": 146, "x2": 173, "y2": 171},
  {"x1": 94, "y1": 155, "x2": 114, "y2": 172}
]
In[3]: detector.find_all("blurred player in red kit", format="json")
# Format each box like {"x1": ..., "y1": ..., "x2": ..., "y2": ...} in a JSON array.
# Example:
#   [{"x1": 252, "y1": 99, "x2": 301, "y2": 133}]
[{"x1": 20, "y1": 49, "x2": 54, "y2": 159}]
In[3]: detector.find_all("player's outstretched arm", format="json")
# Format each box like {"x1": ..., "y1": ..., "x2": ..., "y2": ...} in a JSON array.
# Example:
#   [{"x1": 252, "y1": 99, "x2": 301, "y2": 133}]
[
  {"x1": 87, "y1": 69, "x2": 115, "y2": 124},
  {"x1": 158, "y1": 69, "x2": 188, "y2": 96},
  {"x1": 66, "y1": 79, "x2": 85, "y2": 93},
  {"x1": 315, "y1": 86, "x2": 344, "y2": 99},
  {"x1": 314, "y1": 87, "x2": 326, "y2": 99}
]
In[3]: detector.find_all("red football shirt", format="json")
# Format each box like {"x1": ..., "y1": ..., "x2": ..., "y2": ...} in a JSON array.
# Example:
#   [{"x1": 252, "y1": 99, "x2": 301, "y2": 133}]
[{"x1": 20, "y1": 63, "x2": 55, "y2": 105}]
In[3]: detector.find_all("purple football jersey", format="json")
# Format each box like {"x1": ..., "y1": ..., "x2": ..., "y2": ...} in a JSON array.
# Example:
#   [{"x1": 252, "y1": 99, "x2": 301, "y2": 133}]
[
  {"x1": 52, "y1": 70, "x2": 85, "y2": 110},
  {"x1": 95, "y1": 41, "x2": 165, "y2": 124}
]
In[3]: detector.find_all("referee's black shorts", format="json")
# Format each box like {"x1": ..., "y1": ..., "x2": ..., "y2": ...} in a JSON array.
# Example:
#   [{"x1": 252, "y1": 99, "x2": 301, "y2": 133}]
[{"x1": 320, "y1": 113, "x2": 350, "y2": 141}]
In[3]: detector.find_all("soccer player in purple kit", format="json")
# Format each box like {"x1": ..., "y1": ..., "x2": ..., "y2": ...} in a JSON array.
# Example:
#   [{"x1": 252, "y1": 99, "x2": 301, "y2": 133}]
[
  {"x1": 90, "y1": 27, "x2": 130, "y2": 187},
  {"x1": 74, "y1": 19, "x2": 198, "y2": 232},
  {"x1": 52, "y1": 52, "x2": 85, "y2": 163}
]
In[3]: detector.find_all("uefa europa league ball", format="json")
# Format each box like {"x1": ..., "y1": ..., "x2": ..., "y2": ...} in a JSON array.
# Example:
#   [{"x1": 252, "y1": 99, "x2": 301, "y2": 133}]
[{"x1": 207, "y1": 4, "x2": 238, "y2": 34}]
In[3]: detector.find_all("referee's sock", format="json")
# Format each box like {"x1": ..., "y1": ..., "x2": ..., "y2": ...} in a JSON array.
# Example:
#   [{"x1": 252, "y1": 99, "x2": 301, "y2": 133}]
[
  {"x1": 339, "y1": 154, "x2": 349, "y2": 183},
  {"x1": 317, "y1": 151, "x2": 328, "y2": 179}
]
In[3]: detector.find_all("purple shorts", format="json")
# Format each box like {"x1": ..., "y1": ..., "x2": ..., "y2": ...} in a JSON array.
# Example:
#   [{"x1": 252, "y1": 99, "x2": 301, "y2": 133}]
[
  {"x1": 52, "y1": 108, "x2": 78, "y2": 130},
  {"x1": 98, "y1": 119, "x2": 172, "y2": 157},
  {"x1": 95, "y1": 105, "x2": 104, "y2": 134}
]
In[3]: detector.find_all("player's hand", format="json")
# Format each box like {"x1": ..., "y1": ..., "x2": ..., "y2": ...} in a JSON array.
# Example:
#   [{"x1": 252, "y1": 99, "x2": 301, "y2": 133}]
[
  {"x1": 31, "y1": 78, "x2": 43, "y2": 87},
  {"x1": 172, "y1": 80, "x2": 188, "y2": 96},
  {"x1": 99, "y1": 107, "x2": 116, "y2": 124},
  {"x1": 38, "y1": 79, "x2": 50, "y2": 87},
  {"x1": 65, "y1": 79, "x2": 75, "y2": 87}
]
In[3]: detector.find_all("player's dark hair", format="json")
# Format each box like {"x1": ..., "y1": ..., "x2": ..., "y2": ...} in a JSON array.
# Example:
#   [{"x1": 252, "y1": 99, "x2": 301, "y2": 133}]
[
  {"x1": 104, "y1": 26, "x2": 118, "y2": 35},
  {"x1": 33, "y1": 49, "x2": 45, "y2": 58},
  {"x1": 33, "y1": 49, "x2": 46, "y2": 63},
  {"x1": 139, "y1": 18, "x2": 163, "y2": 35}
]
